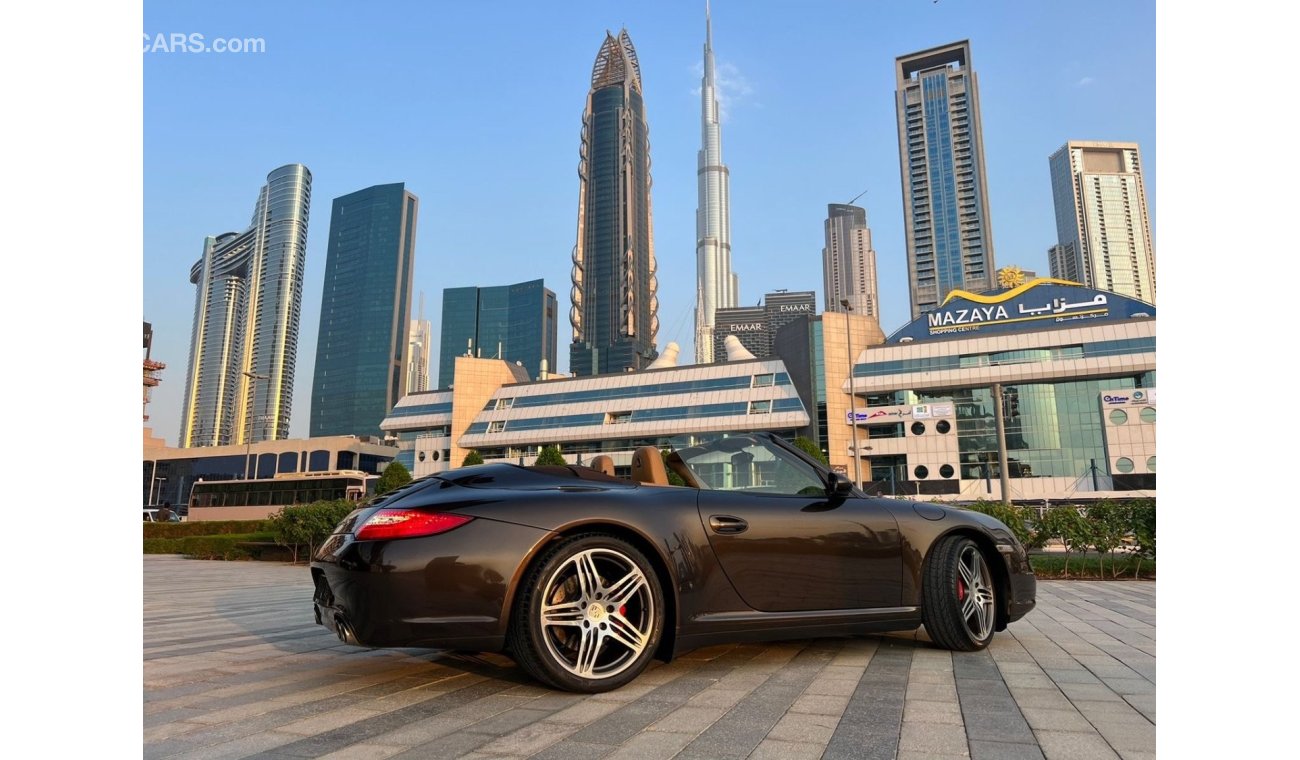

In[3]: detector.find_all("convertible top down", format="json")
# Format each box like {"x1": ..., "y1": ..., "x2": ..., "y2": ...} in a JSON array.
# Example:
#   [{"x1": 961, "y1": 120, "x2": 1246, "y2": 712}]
[{"x1": 311, "y1": 432, "x2": 1035, "y2": 692}]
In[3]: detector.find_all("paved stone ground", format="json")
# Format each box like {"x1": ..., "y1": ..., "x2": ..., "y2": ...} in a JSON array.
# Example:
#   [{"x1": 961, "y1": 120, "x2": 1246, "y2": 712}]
[{"x1": 144, "y1": 555, "x2": 1154, "y2": 760}]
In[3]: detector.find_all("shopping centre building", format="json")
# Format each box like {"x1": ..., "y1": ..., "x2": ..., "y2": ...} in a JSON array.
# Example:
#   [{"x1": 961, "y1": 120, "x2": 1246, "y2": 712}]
[{"x1": 838, "y1": 277, "x2": 1155, "y2": 501}]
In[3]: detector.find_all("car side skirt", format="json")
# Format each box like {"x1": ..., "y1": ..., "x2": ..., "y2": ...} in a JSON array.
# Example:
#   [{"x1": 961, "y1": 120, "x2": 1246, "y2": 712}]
[{"x1": 671, "y1": 606, "x2": 922, "y2": 656}]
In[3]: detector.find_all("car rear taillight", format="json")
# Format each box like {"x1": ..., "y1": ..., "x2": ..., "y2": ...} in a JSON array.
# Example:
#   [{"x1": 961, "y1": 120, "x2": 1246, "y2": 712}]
[{"x1": 354, "y1": 510, "x2": 474, "y2": 541}]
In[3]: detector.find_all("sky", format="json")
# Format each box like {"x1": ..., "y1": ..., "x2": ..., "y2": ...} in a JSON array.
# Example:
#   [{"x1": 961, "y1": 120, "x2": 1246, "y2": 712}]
[
  {"x1": 142, "y1": 0, "x2": 1155, "y2": 443},
  {"x1": 18, "y1": 3, "x2": 1300, "y2": 750}
]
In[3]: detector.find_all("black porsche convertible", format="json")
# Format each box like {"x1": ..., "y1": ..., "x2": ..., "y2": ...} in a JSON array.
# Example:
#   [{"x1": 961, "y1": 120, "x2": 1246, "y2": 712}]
[{"x1": 310, "y1": 432, "x2": 1036, "y2": 692}]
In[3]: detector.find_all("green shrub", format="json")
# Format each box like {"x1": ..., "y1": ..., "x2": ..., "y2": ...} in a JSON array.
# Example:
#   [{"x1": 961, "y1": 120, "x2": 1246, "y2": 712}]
[
  {"x1": 267, "y1": 500, "x2": 358, "y2": 563},
  {"x1": 534, "y1": 445, "x2": 567, "y2": 466},
  {"x1": 792, "y1": 436, "x2": 829, "y2": 466},
  {"x1": 1126, "y1": 498, "x2": 1157, "y2": 578},
  {"x1": 376, "y1": 460, "x2": 412, "y2": 495},
  {"x1": 462, "y1": 450, "x2": 484, "y2": 466},
  {"x1": 1084, "y1": 500, "x2": 1130, "y2": 579},
  {"x1": 1031, "y1": 500, "x2": 1156, "y2": 579},
  {"x1": 963, "y1": 499, "x2": 1035, "y2": 548}
]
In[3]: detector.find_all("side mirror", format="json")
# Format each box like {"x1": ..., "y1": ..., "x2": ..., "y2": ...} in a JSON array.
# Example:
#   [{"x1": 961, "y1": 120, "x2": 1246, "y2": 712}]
[{"x1": 827, "y1": 472, "x2": 854, "y2": 497}]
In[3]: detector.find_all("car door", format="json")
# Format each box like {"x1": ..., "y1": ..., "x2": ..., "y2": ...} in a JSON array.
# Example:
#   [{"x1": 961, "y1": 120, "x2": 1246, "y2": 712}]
[{"x1": 687, "y1": 437, "x2": 902, "y2": 612}]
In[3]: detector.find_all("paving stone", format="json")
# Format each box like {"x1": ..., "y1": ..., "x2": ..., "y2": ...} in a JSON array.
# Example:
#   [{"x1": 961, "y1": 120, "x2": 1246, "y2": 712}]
[
  {"x1": 1034, "y1": 730, "x2": 1120, "y2": 760},
  {"x1": 897, "y1": 721, "x2": 968, "y2": 754},
  {"x1": 748, "y1": 738, "x2": 828, "y2": 759},
  {"x1": 143, "y1": 559, "x2": 1155, "y2": 760},
  {"x1": 903, "y1": 698, "x2": 965, "y2": 725},
  {"x1": 968, "y1": 739, "x2": 1047, "y2": 759}
]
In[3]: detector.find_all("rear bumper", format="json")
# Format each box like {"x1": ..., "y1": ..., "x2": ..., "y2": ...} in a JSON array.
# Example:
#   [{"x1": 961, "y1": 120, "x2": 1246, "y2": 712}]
[{"x1": 309, "y1": 517, "x2": 550, "y2": 650}]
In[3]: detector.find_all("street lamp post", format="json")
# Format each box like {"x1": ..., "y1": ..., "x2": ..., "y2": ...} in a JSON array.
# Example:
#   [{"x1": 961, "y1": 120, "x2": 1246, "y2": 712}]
[
  {"x1": 840, "y1": 300, "x2": 862, "y2": 488},
  {"x1": 242, "y1": 371, "x2": 269, "y2": 479}
]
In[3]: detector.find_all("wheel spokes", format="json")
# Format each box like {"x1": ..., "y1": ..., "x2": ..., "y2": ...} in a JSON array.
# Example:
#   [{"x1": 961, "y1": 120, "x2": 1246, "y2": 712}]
[
  {"x1": 573, "y1": 625, "x2": 601, "y2": 676},
  {"x1": 540, "y1": 600, "x2": 585, "y2": 627},
  {"x1": 957, "y1": 547, "x2": 994, "y2": 639},
  {"x1": 540, "y1": 548, "x2": 655, "y2": 680},
  {"x1": 603, "y1": 568, "x2": 648, "y2": 607},
  {"x1": 572, "y1": 551, "x2": 602, "y2": 599},
  {"x1": 604, "y1": 611, "x2": 648, "y2": 654}
]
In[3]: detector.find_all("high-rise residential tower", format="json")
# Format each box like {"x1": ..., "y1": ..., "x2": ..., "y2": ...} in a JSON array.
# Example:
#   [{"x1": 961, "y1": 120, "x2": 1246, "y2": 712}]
[
  {"x1": 1048, "y1": 141, "x2": 1156, "y2": 303},
  {"x1": 694, "y1": 3, "x2": 738, "y2": 364},
  {"x1": 179, "y1": 164, "x2": 312, "y2": 448},
  {"x1": 309, "y1": 183, "x2": 418, "y2": 439},
  {"x1": 895, "y1": 41, "x2": 996, "y2": 318},
  {"x1": 407, "y1": 293, "x2": 432, "y2": 394},
  {"x1": 569, "y1": 29, "x2": 659, "y2": 376},
  {"x1": 822, "y1": 204, "x2": 879, "y2": 318},
  {"x1": 439, "y1": 279, "x2": 558, "y2": 389}
]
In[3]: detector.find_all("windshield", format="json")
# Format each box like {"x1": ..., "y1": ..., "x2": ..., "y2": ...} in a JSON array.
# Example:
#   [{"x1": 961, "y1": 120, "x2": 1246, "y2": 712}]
[{"x1": 670, "y1": 434, "x2": 828, "y2": 496}]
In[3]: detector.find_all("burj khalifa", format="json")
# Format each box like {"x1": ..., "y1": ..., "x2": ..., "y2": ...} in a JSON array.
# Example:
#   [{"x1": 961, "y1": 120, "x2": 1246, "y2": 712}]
[{"x1": 694, "y1": 2, "x2": 738, "y2": 363}]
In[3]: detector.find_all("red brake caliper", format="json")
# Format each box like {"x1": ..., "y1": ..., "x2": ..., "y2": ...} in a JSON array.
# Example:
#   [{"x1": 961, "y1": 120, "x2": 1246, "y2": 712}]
[
  {"x1": 956, "y1": 578, "x2": 966, "y2": 602},
  {"x1": 619, "y1": 604, "x2": 627, "y2": 616}
]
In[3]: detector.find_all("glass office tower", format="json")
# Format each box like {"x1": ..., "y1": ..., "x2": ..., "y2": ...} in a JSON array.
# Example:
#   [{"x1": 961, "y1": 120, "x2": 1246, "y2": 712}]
[
  {"x1": 895, "y1": 41, "x2": 996, "y2": 319},
  {"x1": 569, "y1": 29, "x2": 659, "y2": 376},
  {"x1": 438, "y1": 279, "x2": 558, "y2": 389},
  {"x1": 309, "y1": 183, "x2": 418, "y2": 439},
  {"x1": 179, "y1": 164, "x2": 312, "y2": 448}
]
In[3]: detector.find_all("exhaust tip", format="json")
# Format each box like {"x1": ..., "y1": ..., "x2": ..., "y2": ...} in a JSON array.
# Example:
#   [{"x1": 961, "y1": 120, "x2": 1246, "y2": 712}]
[{"x1": 334, "y1": 615, "x2": 359, "y2": 646}]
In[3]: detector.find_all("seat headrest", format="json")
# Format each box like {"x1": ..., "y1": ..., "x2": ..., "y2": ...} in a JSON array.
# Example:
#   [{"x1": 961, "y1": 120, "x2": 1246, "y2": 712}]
[
  {"x1": 590, "y1": 455, "x2": 616, "y2": 477},
  {"x1": 630, "y1": 446, "x2": 669, "y2": 486}
]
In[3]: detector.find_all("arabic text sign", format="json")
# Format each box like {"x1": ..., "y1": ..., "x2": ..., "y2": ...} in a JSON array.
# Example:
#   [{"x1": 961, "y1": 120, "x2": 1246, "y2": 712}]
[{"x1": 888, "y1": 282, "x2": 1155, "y2": 343}]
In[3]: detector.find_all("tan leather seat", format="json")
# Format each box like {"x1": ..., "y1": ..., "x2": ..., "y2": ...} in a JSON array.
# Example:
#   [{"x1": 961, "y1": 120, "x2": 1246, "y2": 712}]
[
  {"x1": 590, "y1": 455, "x2": 615, "y2": 477},
  {"x1": 630, "y1": 446, "x2": 669, "y2": 486}
]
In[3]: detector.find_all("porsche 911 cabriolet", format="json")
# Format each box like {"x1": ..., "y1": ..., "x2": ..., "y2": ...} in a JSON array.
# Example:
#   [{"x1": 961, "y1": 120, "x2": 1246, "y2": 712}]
[{"x1": 310, "y1": 432, "x2": 1035, "y2": 692}]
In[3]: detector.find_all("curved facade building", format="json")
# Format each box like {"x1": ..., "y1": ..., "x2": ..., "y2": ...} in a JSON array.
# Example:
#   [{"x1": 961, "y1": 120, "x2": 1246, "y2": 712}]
[
  {"x1": 695, "y1": 5, "x2": 738, "y2": 364},
  {"x1": 569, "y1": 29, "x2": 659, "y2": 376},
  {"x1": 179, "y1": 164, "x2": 312, "y2": 447}
]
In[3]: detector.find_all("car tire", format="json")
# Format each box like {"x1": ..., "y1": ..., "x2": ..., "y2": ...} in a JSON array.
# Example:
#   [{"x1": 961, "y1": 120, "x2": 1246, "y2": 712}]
[
  {"x1": 510, "y1": 534, "x2": 664, "y2": 693},
  {"x1": 922, "y1": 535, "x2": 998, "y2": 651}
]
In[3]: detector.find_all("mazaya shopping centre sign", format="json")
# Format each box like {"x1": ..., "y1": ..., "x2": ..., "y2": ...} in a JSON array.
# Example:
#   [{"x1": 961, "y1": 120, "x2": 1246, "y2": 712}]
[{"x1": 888, "y1": 278, "x2": 1155, "y2": 343}]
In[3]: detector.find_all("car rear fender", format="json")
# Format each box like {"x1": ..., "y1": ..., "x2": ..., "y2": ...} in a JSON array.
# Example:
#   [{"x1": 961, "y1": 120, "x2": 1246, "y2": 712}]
[{"x1": 500, "y1": 518, "x2": 681, "y2": 662}]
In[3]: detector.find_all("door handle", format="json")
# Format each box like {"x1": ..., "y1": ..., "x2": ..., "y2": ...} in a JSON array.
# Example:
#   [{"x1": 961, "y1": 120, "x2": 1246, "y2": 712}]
[{"x1": 709, "y1": 515, "x2": 748, "y2": 534}]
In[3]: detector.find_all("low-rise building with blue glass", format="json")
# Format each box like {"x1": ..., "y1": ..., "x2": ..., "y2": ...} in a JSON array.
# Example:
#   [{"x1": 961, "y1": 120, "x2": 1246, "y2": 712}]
[
  {"x1": 381, "y1": 350, "x2": 810, "y2": 479},
  {"x1": 143, "y1": 435, "x2": 397, "y2": 512}
]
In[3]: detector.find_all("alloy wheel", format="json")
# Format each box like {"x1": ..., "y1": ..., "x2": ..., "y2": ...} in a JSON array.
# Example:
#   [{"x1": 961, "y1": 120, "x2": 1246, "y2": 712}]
[{"x1": 537, "y1": 548, "x2": 654, "y2": 679}]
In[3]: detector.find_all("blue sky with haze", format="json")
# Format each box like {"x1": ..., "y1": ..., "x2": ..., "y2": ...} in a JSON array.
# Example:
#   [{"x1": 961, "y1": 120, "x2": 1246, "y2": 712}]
[{"x1": 143, "y1": 0, "x2": 1155, "y2": 441}]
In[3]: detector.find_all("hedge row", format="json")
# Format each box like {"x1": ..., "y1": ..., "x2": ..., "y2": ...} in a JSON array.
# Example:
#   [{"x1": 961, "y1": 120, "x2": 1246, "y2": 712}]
[
  {"x1": 144, "y1": 520, "x2": 269, "y2": 539},
  {"x1": 961, "y1": 498, "x2": 1156, "y2": 578},
  {"x1": 144, "y1": 501, "x2": 360, "y2": 563},
  {"x1": 144, "y1": 532, "x2": 277, "y2": 560}
]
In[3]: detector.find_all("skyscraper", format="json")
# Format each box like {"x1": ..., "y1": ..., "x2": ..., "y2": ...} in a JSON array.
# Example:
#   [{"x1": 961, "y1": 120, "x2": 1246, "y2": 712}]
[
  {"x1": 1048, "y1": 141, "x2": 1156, "y2": 303},
  {"x1": 895, "y1": 41, "x2": 996, "y2": 319},
  {"x1": 309, "y1": 183, "x2": 418, "y2": 439},
  {"x1": 822, "y1": 204, "x2": 879, "y2": 318},
  {"x1": 438, "y1": 279, "x2": 558, "y2": 389},
  {"x1": 179, "y1": 164, "x2": 312, "y2": 448},
  {"x1": 407, "y1": 293, "x2": 433, "y2": 394},
  {"x1": 694, "y1": 3, "x2": 738, "y2": 364},
  {"x1": 569, "y1": 29, "x2": 659, "y2": 376}
]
